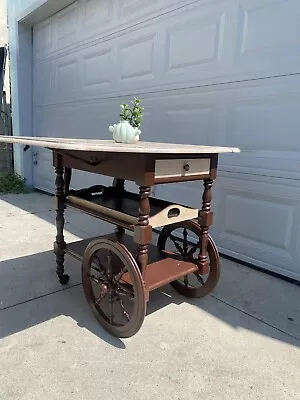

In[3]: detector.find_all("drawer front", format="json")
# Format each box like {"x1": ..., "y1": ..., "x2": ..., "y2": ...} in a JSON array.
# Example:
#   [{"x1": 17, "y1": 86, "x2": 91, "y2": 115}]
[{"x1": 155, "y1": 158, "x2": 211, "y2": 179}]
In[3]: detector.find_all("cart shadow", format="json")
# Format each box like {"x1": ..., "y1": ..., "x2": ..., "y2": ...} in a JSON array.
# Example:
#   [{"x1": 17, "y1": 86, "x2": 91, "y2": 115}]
[
  {"x1": 0, "y1": 251, "x2": 126, "y2": 348},
  {"x1": 0, "y1": 250, "x2": 183, "y2": 347},
  {"x1": 0, "y1": 249, "x2": 299, "y2": 350},
  {"x1": 0, "y1": 249, "x2": 182, "y2": 350},
  {"x1": 1, "y1": 193, "x2": 300, "y2": 349}
]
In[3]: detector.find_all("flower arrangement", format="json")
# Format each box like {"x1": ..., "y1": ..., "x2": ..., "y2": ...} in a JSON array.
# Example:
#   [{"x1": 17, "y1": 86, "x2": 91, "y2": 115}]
[
  {"x1": 119, "y1": 97, "x2": 144, "y2": 128},
  {"x1": 109, "y1": 97, "x2": 144, "y2": 144}
]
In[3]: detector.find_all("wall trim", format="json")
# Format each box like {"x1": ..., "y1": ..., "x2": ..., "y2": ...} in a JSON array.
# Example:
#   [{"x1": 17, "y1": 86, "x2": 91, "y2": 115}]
[
  {"x1": 17, "y1": 0, "x2": 76, "y2": 25},
  {"x1": 11, "y1": 0, "x2": 74, "y2": 185}
]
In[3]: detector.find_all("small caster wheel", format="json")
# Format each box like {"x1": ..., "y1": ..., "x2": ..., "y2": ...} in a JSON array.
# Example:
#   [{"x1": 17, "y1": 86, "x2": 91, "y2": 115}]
[{"x1": 59, "y1": 274, "x2": 70, "y2": 285}]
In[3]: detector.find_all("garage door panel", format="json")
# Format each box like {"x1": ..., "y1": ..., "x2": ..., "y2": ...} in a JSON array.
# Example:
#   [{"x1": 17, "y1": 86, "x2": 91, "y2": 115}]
[
  {"x1": 34, "y1": 0, "x2": 233, "y2": 96},
  {"x1": 212, "y1": 173, "x2": 300, "y2": 279},
  {"x1": 234, "y1": 0, "x2": 300, "y2": 76},
  {"x1": 33, "y1": 18, "x2": 53, "y2": 61},
  {"x1": 81, "y1": 46, "x2": 114, "y2": 92},
  {"x1": 164, "y1": 3, "x2": 229, "y2": 78},
  {"x1": 33, "y1": 0, "x2": 211, "y2": 63},
  {"x1": 33, "y1": 61, "x2": 54, "y2": 106},
  {"x1": 219, "y1": 74, "x2": 300, "y2": 177},
  {"x1": 80, "y1": 0, "x2": 113, "y2": 32},
  {"x1": 114, "y1": 0, "x2": 231, "y2": 92},
  {"x1": 218, "y1": 189, "x2": 294, "y2": 252},
  {"x1": 32, "y1": 148, "x2": 56, "y2": 193},
  {"x1": 34, "y1": 52, "x2": 80, "y2": 105},
  {"x1": 34, "y1": 72, "x2": 300, "y2": 174},
  {"x1": 161, "y1": 101, "x2": 219, "y2": 146},
  {"x1": 219, "y1": 150, "x2": 300, "y2": 181},
  {"x1": 222, "y1": 75, "x2": 300, "y2": 150},
  {"x1": 56, "y1": 55, "x2": 79, "y2": 101},
  {"x1": 156, "y1": 181, "x2": 203, "y2": 210},
  {"x1": 118, "y1": 0, "x2": 160, "y2": 19},
  {"x1": 34, "y1": 107, "x2": 54, "y2": 137},
  {"x1": 34, "y1": 0, "x2": 300, "y2": 102},
  {"x1": 52, "y1": 2, "x2": 79, "y2": 52},
  {"x1": 226, "y1": 95, "x2": 300, "y2": 152},
  {"x1": 33, "y1": 0, "x2": 300, "y2": 84},
  {"x1": 71, "y1": 170, "x2": 112, "y2": 191},
  {"x1": 34, "y1": 96, "x2": 158, "y2": 143},
  {"x1": 78, "y1": 0, "x2": 193, "y2": 39},
  {"x1": 117, "y1": 32, "x2": 157, "y2": 84},
  {"x1": 34, "y1": 69, "x2": 300, "y2": 177},
  {"x1": 156, "y1": 174, "x2": 300, "y2": 280}
]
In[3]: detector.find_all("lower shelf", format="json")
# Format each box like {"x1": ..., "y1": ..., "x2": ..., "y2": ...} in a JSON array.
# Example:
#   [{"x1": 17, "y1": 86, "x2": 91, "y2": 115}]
[
  {"x1": 66, "y1": 233, "x2": 198, "y2": 292},
  {"x1": 122, "y1": 258, "x2": 198, "y2": 292},
  {"x1": 66, "y1": 232, "x2": 161, "y2": 264}
]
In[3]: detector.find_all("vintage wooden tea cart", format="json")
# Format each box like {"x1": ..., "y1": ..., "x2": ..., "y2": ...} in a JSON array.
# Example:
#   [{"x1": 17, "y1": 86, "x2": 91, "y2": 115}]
[{"x1": 0, "y1": 136, "x2": 239, "y2": 338}]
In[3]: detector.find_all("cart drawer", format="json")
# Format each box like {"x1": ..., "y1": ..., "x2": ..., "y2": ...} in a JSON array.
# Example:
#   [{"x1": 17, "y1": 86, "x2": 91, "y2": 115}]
[{"x1": 155, "y1": 158, "x2": 210, "y2": 179}]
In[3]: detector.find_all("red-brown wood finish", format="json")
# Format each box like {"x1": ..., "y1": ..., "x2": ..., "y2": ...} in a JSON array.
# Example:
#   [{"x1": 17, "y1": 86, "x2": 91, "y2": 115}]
[
  {"x1": 198, "y1": 179, "x2": 213, "y2": 275},
  {"x1": 135, "y1": 186, "x2": 151, "y2": 279},
  {"x1": 53, "y1": 152, "x2": 69, "y2": 285},
  {"x1": 50, "y1": 146, "x2": 223, "y2": 337}
]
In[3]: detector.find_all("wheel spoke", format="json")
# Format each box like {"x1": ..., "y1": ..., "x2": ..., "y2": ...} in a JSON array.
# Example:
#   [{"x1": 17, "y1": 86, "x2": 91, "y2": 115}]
[
  {"x1": 95, "y1": 290, "x2": 109, "y2": 305},
  {"x1": 157, "y1": 222, "x2": 220, "y2": 300},
  {"x1": 187, "y1": 244, "x2": 198, "y2": 257},
  {"x1": 106, "y1": 251, "x2": 113, "y2": 280},
  {"x1": 112, "y1": 268, "x2": 126, "y2": 285},
  {"x1": 109, "y1": 292, "x2": 115, "y2": 324},
  {"x1": 117, "y1": 283, "x2": 134, "y2": 298},
  {"x1": 90, "y1": 265, "x2": 101, "y2": 273},
  {"x1": 93, "y1": 257, "x2": 108, "y2": 279},
  {"x1": 196, "y1": 274, "x2": 205, "y2": 285},
  {"x1": 183, "y1": 228, "x2": 188, "y2": 255},
  {"x1": 169, "y1": 234, "x2": 184, "y2": 255},
  {"x1": 87, "y1": 273, "x2": 101, "y2": 284},
  {"x1": 117, "y1": 295, "x2": 130, "y2": 322},
  {"x1": 82, "y1": 238, "x2": 146, "y2": 337},
  {"x1": 184, "y1": 275, "x2": 189, "y2": 288},
  {"x1": 91, "y1": 265, "x2": 107, "y2": 281}
]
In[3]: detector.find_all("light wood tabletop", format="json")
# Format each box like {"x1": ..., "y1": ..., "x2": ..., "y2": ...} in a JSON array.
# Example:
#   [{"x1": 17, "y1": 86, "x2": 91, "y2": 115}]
[{"x1": 0, "y1": 136, "x2": 240, "y2": 154}]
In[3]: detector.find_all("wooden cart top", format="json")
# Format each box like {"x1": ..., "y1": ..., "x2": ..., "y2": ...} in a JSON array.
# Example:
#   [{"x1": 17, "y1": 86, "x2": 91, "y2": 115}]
[{"x1": 0, "y1": 136, "x2": 240, "y2": 155}]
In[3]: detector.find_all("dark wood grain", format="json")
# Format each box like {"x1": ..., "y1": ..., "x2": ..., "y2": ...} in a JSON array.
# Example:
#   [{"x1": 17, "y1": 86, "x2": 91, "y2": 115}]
[
  {"x1": 198, "y1": 179, "x2": 213, "y2": 274},
  {"x1": 136, "y1": 186, "x2": 151, "y2": 279},
  {"x1": 53, "y1": 153, "x2": 69, "y2": 285},
  {"x1": 66, "y1": 233, "x2": 198, "y2": 292}
]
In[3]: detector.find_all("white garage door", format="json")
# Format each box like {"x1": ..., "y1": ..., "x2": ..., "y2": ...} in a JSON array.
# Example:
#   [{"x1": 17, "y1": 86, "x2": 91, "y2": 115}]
[{"x1": 32, "y1": 0, "x2": 300, "y2": 281}]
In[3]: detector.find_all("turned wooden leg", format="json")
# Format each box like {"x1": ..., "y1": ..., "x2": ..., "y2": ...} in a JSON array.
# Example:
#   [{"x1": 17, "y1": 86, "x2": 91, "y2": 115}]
[
  {"x1": 198, "y1": 179, "x2": 213, "y2": 274},
  {"x1": 112, "y1": 178, "x2": 126, "y2": 235},
  {"x1": 112, "y1": 178, "x2": 125, "y2": 191},
  {"x1": 64, "y1": 167, "x2": 72, "y2": 196},
  {"x1": 135, "y1": 186, "x2": 151, "y2": 280},
  {"x1": 54, "y1": 155, "x2": 69, "y2": 285}
]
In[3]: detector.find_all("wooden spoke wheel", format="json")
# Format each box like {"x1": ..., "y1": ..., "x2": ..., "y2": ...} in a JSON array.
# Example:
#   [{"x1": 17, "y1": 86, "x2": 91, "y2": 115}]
[
  {"x1": 82, "y1": 238, "x2": 146, "y2": 338},
  {"x1": 157, "y1": 220, "x2": 220, "y2": 298}
]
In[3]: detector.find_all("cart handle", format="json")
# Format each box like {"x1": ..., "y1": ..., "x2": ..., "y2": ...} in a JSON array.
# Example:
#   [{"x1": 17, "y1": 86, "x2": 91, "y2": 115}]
[{"x1": 167, "y1": 207, "x2": 180, "y2": 219}]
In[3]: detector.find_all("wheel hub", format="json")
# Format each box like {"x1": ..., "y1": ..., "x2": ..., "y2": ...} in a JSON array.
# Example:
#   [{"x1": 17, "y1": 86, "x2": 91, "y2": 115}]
[{"x1": 99, "y1": 282, "x2": 109, "y2": 296}]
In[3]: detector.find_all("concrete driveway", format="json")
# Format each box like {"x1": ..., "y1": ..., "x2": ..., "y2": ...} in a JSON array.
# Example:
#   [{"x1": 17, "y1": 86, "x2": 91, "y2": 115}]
[{"x1": 0, "y1": 192, "x2": 299, "y2": 400}]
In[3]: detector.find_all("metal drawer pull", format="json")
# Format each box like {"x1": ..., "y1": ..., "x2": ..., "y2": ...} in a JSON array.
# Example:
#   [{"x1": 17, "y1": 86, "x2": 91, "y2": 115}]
[{"x1": 183, "y1": 163, "x2": 190, "y2": 172}]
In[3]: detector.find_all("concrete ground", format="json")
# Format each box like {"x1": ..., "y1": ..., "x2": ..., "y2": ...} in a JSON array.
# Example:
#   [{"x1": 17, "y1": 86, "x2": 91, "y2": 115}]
[{"x1": 0, "y1": 192, "x2": 300, "y2": 400}]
